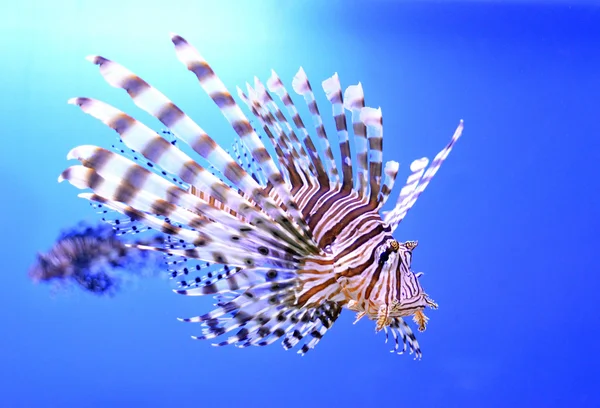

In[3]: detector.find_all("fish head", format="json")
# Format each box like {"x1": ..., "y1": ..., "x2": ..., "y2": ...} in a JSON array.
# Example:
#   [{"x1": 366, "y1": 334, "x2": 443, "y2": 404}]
[{"x1": 373, "y1": 239, "x2": 438, "y2": 331}]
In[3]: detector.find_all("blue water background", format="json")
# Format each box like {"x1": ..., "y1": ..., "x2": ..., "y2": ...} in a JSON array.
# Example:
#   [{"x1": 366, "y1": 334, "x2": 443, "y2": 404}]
[{"x1": 2, "y1": 1, "x2": 599, "y2": 406}]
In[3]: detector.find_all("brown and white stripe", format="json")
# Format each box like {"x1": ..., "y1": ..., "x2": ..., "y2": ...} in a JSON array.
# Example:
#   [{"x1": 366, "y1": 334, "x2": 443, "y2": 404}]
[
  {"x1": 292, "y1": 67, "x2": 340, "y2": 187},
  {"x1": 343, "y1": 83, "x2": 368, "y2": 198},
  {"x1": 360, "y1": 107, "x2": 384, "y2": 206},
  {"x1": 253, "y1": 77, "x2": 318, "y2": 182},
  {"x1": 267, "y1": 69, "x2": 330, "y2": 188},
  {"x1": 322, "y1": 73, "x2": 353, "y2": 192}
]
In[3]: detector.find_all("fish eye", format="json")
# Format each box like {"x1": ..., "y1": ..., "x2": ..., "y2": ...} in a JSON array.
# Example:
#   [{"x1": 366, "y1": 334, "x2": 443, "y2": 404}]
[
  {"x1": 378, "y1": 251, "x2": 389, "y2": 265},
  {"x1": 378, "y1": 240, "x2": 398, "y2": 265}
]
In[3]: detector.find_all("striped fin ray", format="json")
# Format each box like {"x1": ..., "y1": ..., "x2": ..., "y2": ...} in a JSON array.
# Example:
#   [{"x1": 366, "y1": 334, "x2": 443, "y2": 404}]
[
  {"x1": 61, "y1": 160, "x2": 302, "y2": 269},
  {"x1": 322, "y1": 73, "x2": 353, "y2": 192},
  {"x1": 239, "y1": 83, "x2": 311, "y2": 192},
  {"x1": 386, "y1": 120, "x2": 464, "y2": 232},
  {"x1": 343, "y1": 84, "x2": 368, "y2": 198},
  {"x1": 82, "y1": 193, "x2": 285, "y2": 270},
  {"x1": 181, "y1": 279, "x2": 297, "y2": 324},
  {"x1": 232, "y1": 139, "x2": 267, "y2": 186},
  {"x1": 166, "y1": 255, "x2": 212, "y2": 284},
  {"x1": 88, "y1": 196, "x2": 153, "y2": 236},
  {"x1": 238, "y1": 302, "x2": 339, "y2": 354},
  {"x1": 69, "y1": 98, "x2": 232, "y2": 208},
  {"x1": 84, "y1": 54, "x2": 315, "y2": 251},
  {"x1": 238, "y1": 308, "x2": 298, "y2": 347},
  {"x1": 64, "y1": 145, "x2": 306, "y2": 257},
  {"x1": 236, "y1": 85, "x2": 295, "y2": 188},
  {"x1": 76, "y1": 191, "x2": 299, "y2": 270},
  {"x1": 267, "y1": 70, "x2": 330, "y2": 187},
  {"x1": 251, "y1": 78, "x2": 316, "y2": 188},
  {"x1": 360, "y1": 107, "x2": 384, "y2": 207},
  {"x1": 281, "y1": 309, "x2": 317, "y2": 351},
  {"x1": 67, "y1": 96, "x2": 312, "y2": 251},
  {"x1": 382, "y1": 157, "x2": 428, "y2": 225},
  {"x1": 176, "y1": 267, "x2": 296, "y2": 296},
  {"x1": 296, "y1": 301, "x2": 342, "y2": 355},
  {"x1": 385, "y1": 318, "x2": 422, "y2": 359},
  {"x1": 215, "y1": 290, "x2": 341, "y2": 352},
  {"x1": 281, "y1": 304, "x2": 340, "y2": 354},
  {"x1": 207, "y1": 296, "x2": 295, "y2": 347},
  {"x1": 250, "y1": 79, "x2": 299, "y2": 166},
  {"x1": 252, "y1": 77, "x2": 318, "y2": 184},
  {"x1": 292, "y1": 67, "x2": 340, "y2": 187},
  {"x1": 187, "y1": 185, "x2": 243, "y2": 222},
  {"x1": 378, "y1": 160, "x2": 400, "y2": 208},
  {"x1": 169, "y1": 34, "x2": 313, "y2": 241}
]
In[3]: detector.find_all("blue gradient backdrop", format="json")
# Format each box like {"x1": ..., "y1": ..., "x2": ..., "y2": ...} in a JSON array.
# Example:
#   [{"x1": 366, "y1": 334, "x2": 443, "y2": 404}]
[{"x1": 2, "y1": 1, "x2": 599, "y2": 406}]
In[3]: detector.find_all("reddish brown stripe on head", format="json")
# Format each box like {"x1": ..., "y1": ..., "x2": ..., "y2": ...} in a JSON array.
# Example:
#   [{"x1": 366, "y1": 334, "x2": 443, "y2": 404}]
[
  {"x1": 157, "y1": 103, "x2": 185, "y2": 128},
  {"x1": 191, "y1": 134, "x2": 217, "y2": 158},
  {"x1": 364, "y1": 262, "x2": 385, "y2": 301}
]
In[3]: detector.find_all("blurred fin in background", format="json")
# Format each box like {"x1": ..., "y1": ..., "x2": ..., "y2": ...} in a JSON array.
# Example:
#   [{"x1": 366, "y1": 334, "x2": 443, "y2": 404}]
[{"x1": 29, "y1": 221, "x2": 165, "y2": 296}]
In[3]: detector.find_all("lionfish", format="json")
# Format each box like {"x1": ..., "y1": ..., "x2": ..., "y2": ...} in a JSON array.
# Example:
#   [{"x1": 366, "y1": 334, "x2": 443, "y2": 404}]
[
  {"x1": 59, "y1": 34, "x2": 463, "y2": 357},
  {"x1": 29, "y1": 222, "x2": 163, "y2": 295}
]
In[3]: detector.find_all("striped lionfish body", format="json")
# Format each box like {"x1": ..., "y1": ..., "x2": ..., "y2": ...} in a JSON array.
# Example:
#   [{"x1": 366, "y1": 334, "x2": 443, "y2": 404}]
[{"x1": 59, "y1": 34, "x2": 463, "y2": 357}]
